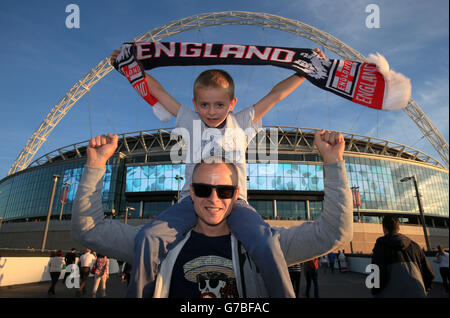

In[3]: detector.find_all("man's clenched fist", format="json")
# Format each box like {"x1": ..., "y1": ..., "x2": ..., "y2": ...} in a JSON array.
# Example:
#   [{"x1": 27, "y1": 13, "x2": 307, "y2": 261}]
[
  {"x1": 86, "y1": 133, "x2": 119, "y2": 169},
  {"x1": 313, "y1": 130, "x2": 345, "y2": 164}
]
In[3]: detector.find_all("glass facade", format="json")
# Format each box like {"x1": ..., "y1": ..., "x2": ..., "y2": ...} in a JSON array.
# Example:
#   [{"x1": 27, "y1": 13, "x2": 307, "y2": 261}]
[
  {"x1": 0, "y1": 161, "x2": 120, "y2": 222},
  {"x1": 345, "y1": 156, "x2": 449, "y2": 217},
  {"x1": 247, "y1": 163, "x2": 323, "y2": 191},
  {"x1": 0, "y1": 153, "x2": 448, "y2": 225},
  {"x1": 276, "y1": 201, "x2": 306, "y2": 220},
  {"x1": 143, "y1": 201, "x2": 172, "y2": 218},
  {"x1": 125, "y1": 163, "x2": 324, "y2": 192},
  {"x1": 124, "y1": 158, "x2": 448, "y2": 217},
  {"x1": 309, "y1": 201, "x2": 323, "y2": 220},
  {"x1": 248, "y1": 201, "x2": 274, "y2": 219},
  {"x1": 61, "y1": 164, "x2": 117, "y2": 214},
  {"x1": 126, "y1": 164, "x2": 186, "y2": 192}
]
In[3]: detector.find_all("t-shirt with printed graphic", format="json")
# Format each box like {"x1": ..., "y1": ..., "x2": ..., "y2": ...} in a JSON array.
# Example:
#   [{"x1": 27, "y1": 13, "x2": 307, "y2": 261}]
[{"x1": 168, "y1": 231, "x2": 239, "y2": 298}]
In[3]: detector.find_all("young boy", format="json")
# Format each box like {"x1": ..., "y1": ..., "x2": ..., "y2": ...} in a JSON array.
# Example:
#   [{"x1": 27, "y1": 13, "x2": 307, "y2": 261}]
[{"x1": 110, "y1": 48, "x2": 325, "y2": 298}]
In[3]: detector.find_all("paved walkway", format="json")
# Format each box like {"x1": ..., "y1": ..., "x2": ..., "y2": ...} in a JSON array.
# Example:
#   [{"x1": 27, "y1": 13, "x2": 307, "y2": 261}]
[{"x1": 0, "y1": 269, "x2": 447, "y2": 298}]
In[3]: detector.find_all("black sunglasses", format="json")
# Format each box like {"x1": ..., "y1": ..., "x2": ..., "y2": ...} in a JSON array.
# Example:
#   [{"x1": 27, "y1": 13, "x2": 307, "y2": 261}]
[{"x1": 192, "y1": 183, "x2": 237, "y2": 199}]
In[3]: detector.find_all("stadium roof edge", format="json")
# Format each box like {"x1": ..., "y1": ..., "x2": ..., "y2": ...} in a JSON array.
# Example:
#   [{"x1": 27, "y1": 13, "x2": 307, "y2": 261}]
[{"x1": 25, "y1": 126, "x2": 446, "y2": 172}]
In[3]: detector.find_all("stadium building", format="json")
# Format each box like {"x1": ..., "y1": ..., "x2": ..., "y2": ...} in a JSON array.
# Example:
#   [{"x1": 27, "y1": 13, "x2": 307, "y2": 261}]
[
  {"x1": 0, "y1": 126, "x2": 448, "y2": 254},
  {"x1": 1, "y1": 12, "x2": 447, "y2": 255}
]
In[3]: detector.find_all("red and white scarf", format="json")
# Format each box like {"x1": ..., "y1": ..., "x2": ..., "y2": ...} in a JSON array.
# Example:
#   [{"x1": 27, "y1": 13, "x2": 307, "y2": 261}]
[{"x1": 113, "y1": 42, "x2": 411, "y2": 122}]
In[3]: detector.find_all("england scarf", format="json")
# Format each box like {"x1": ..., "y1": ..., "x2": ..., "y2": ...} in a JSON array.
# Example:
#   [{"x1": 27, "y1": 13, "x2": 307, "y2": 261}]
[{"x1": 113, "y1": 42, "x2": 411, "y2": 122}]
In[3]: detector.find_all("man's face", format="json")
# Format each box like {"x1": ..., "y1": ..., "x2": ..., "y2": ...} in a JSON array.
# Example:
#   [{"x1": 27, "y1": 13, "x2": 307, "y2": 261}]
[
  {"x1": 190, "y1": 163, "x2": 239, "y2": 235},
  {"x1": 193, "y1": 87, "x2": 237, "y2": 128}
]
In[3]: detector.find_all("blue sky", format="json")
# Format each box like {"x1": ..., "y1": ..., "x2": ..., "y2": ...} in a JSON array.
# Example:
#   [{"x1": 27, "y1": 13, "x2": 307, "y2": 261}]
[{"x1": 0, "y1": 0, "x2": 448, "y2": 178}]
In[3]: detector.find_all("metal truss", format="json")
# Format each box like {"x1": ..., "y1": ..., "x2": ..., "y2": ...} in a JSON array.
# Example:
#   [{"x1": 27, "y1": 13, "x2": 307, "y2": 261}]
[
  {"x1": 28, "y1": 126, "x2": 445, "y2": 170},
  {"x1": 9, "y1": 11, "x2": 448, "y2": 175},
  {"x1": 403, "y1": 99, "x2": 449, "y2": 167}
]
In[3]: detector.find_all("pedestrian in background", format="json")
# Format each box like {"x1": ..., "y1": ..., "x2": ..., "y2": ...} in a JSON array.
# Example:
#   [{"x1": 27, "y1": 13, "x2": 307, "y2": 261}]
[
  {"x1": 434, "y1": 245, "x2": 449, "y2": 294},
  {"x1": 92, "y1": 254, "x2": 109, "y2": 298},
  {"x1": 336, "y1": 250, "x2": 342, "y2": 272},
  {"x1": 288, "y1": 263, "x2": 302, "y2": 298},
  {"x1": 63, "y1": 248, "x2": 77, "y2": 286},
  {"x1": 327, "y1": 252, "x2": 336, "y2": 273},
  {"x1": 338, "y1": 250, "x2": 347, "y2": 273},
  {"x1": 304, "y1": 258, "x2": 319, "y2": 298},
  {"x1": 76, "y1": 248, "x2": 96, "y2": 296},
  {"x1": 320, "y1": 255, "x2": 329, "y2": 274},
  {"x1": 47, "y1": 250, "x2": 65, "y2": 295},
  {"x1": 371, "y1": 215, "x2": 434, "y2": 298},
  {"x1": 121, "y1": 262, "x2": 132, "y2": 287}
]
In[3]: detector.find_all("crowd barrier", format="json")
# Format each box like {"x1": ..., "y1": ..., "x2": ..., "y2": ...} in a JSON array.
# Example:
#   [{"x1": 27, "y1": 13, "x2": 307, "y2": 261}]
[
  {"x1": 0, "y1": 253, "x2": 443, "y2": 287},
  {"x1": 0, "y1": 255, "x2": 120, "y2": 287}
]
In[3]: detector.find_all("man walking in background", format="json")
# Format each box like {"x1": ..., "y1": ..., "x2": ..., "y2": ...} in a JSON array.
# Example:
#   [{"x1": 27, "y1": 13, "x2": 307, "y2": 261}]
[
  {"x1": 371, "y1": 215, "x2": 434, "y2": 297},
  {"x1": 76, "y1": 248, "x2": 96, "y2": 296}
]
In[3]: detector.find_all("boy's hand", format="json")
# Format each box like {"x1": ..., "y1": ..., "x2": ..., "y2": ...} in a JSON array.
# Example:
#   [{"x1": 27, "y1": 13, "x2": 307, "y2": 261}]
[
  {"x1": 313, "y1": 48, "x2": 326, "y2": 59},
  {"x1": 110, "y1": 50, "x2": 119, "y2": 66},
  {"x1": 86, "y1": 133, "x2": 119, "y2": 169},
  {"x1": 314, "y1": 130, "x2": 345, "y2": 163}
]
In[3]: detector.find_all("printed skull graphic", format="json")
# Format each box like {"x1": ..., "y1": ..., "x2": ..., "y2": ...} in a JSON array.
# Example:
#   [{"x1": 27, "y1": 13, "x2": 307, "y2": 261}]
[
  {"x1": 197, "y1": 272, "x2": 227, "y2": 298},
  {"x1": 183, "y1": 255, "x2": 239, "y2": 298}
]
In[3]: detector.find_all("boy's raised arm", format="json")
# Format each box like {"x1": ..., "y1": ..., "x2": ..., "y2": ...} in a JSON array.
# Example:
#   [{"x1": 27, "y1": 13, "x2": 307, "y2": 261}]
[
  {"x1": 110, "y1": 50, "x2": 181, "y2": 117},
  {"x1": 143, "y1": 72, "x2": 181, "y2": 116},
  {"x1": 252, "y1": 48, "x2": 325, "y2": 123}
]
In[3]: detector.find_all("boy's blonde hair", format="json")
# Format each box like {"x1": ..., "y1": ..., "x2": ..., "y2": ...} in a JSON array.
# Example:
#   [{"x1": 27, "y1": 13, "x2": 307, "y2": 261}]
[{"x1": 193, "y1": 69, "x2": 235, "y2": 100}]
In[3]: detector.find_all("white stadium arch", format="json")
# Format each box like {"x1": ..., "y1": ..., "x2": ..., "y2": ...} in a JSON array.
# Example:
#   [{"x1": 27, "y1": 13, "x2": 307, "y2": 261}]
[{"x1": 8, "y1": 11, "x2": 449, "y2": 175}]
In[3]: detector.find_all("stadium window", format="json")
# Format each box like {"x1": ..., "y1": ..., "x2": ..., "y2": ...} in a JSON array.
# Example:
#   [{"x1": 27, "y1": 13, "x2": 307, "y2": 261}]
[
  {"x1": 249, "y1": 200, "x2": 274, "y2": 219},
  {"x1": 276, "y1": 201, "x2": 306, "y2": 220},
  {"x1": 309, "y1": 201, "x2": 323, "y2": 220}
]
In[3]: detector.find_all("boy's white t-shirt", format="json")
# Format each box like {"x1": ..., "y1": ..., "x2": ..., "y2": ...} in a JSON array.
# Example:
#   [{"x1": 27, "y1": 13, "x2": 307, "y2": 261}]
[{"x1": 173, "y1": 105, "x2": 262, "y2": 201}]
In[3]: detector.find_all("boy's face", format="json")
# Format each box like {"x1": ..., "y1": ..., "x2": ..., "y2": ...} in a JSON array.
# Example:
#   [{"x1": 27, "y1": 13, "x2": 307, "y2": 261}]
[{"x1": 193, "y1": 87, "x2": 237, "y2": 128}]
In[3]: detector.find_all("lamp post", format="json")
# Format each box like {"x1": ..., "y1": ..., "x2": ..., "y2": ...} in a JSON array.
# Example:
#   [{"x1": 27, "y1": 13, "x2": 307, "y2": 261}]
[
  {"x1": 59, "y1": 182, "x2": 71, "y2": 221},
  {"x1": 175, "y1": 175, "x2": 184, "y2": 202},
  {"x1": 0, "y1": 192, "x2": 2, "y2": 230},
  {"x1": 124, "y1": 206, "x2": 135, "y2": 224},
  {"x1": 246, "y1": 176, "x2": 250, "y2": 201},
  {"x1": 41, "y1": 175, "x2": 60, "y2": 252},
  {"x1": 400, "y1": 175, "x2": 431, "y2": 251},
  {"x1": 350, "y1": 186, "x2": 361, "y2": 223}
]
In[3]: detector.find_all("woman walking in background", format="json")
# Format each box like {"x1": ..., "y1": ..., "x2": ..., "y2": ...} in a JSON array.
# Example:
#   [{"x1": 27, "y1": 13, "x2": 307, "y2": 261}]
[
  {"x1": 91, "y1": 254, "x2": 109, "y2": 298},
  {"x1": 47, "y1": 250, "x2": 65, "y2": 295}
]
